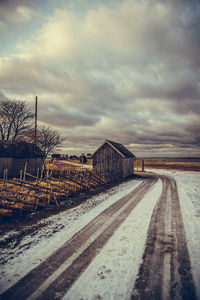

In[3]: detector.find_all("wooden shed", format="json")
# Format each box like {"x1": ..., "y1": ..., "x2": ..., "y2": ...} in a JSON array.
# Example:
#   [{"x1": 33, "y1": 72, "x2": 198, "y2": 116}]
[
  {"x1": 0, "y1": 141, "x2": 44, "y2": 178},
  {"x1": 91, "y1": 140, "x2": 135, "y2": 179}
]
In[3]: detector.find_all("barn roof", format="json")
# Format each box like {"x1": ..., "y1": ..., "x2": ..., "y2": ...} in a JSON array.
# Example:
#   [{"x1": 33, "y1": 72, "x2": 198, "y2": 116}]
[{"x1": 91, "y1": 140, "x2": 135, "y2": 158}]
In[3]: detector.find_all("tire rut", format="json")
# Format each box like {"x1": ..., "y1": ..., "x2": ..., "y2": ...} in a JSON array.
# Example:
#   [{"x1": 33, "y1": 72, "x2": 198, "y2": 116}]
[
  {"x1": 0, "y1": 178, "x2": 156, "y2": 300},
  {"x1": 131, "y1": 175, "x2": 196, "y2": 300}
]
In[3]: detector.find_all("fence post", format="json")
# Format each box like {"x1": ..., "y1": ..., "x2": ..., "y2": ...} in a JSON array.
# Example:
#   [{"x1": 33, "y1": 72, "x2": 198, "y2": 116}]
[{"x1": 23, "y1": 162, "x2": 27, "y2": 181}]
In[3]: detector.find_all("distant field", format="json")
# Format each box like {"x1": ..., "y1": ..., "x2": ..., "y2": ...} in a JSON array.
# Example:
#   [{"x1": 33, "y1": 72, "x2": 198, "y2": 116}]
[{"x1": 144, "y1": 160, "x2": 200, "y2": 172}]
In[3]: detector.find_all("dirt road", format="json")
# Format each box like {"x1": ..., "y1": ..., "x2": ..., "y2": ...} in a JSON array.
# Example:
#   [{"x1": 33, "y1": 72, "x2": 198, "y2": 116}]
[
  {"x1": 131, "y1": 176, "x2": 196, "y2": 299},
  {"x1": 0, "y1": 174, "x2": 197, "y2": 300}
]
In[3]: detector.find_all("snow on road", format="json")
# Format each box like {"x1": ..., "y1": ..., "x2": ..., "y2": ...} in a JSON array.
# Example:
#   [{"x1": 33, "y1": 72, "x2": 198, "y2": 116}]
[
  {"x1": 0, "y1": 169, "x2": 200, "y2": 299},
  {"x1": 0, "y1": 178, "x2": 141, "y2": 294},
  {"x1": 147, "y1": 169, "x2": 200, "y2": 299},
  {"x1": 64, "y1": 179, "x2": 162, "y2": 300},
  {"x1": 174, "y1": 171, "x2": 200, "y2": 298}
]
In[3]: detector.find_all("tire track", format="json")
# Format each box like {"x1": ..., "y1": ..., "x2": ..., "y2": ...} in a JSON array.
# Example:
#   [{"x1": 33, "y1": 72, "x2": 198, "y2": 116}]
[
  {"x1": 131, "y1": 175, "x2": 196, "y2": 300},
  {"x1": 0, "y1": 177, "x2": 156, "y2": 300},
  {"x1": 170, "y1": 178, "x2": 196, "y2": 299}
]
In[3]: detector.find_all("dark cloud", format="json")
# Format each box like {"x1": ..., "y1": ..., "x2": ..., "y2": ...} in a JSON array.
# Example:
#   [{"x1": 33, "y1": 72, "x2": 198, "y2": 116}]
[{"x1": 0, "y1": 0, "x2": 200, "y2": 156}]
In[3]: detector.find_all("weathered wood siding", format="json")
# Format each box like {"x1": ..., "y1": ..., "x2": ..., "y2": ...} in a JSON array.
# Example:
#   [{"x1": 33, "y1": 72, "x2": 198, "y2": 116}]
[
  {"x1": 0, "y1": 157, "x2": 43, "y2": 178},
  {"x1": 122, "y1": 157, "x2": 134, "y2": 178},
  {"x1": 93, "y1": 143, "x2": 134, "y2": 179}
]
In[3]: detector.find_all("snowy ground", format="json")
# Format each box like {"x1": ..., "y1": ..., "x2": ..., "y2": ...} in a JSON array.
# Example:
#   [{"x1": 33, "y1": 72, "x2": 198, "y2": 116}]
[
  {"x1": 58, "y1": 160, "x2": 93, "y2": 169},
  {"x1": 168, "y1": 170, "x2": 200, "y2": 298},
  {"x1": 0, "y1": 169, "x2": 200, "y2": 299},
  {"x1": 65, "y1": 179, "x2": 162, "y2": 300},
  {"x1": 0, "y1": 178, "x2": 141, "y2": 294},
  {"x1": 146, "y1": 168, "x2": 200, "y2": 299}
]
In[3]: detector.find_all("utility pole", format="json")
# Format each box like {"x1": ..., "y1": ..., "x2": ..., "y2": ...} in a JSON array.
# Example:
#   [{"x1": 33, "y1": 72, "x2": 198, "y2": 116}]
[{"x1": 34, "y1": 96, "x2": 38, "y2": 145}]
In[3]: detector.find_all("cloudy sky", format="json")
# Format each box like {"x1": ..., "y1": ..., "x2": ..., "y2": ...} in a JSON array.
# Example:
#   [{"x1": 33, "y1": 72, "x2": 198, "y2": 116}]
[{"x1": 0, "y1": 0, "x2": 200, "y2": 157}]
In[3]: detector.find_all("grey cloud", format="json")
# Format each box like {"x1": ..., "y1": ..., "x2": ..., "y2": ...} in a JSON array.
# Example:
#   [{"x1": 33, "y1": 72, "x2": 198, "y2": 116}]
[
  {"x1": 40, "y1": 104, "x2": 100, "y2": 128},
  {"x1": 1, "y1": 0, "x2": 200, "y2": 156}
]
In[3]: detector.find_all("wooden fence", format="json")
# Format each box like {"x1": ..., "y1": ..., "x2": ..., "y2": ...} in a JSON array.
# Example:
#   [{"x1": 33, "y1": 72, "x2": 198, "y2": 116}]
[{"x1": 0, "y1": 163, "x2": 118, "y2": 216}]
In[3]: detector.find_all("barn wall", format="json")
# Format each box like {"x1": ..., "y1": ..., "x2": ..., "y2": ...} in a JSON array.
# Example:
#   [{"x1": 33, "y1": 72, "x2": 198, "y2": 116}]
[
  {"x1": 93, "y1": 143, "x2": 134, "y2": 179},
  {"x1": 122, "y1": 158, "x2": 134, "y2": 178},
  {"x1": 93, "y1": 143, "x2": 123, "y2": 178},
  {"x1": 0, "y1": 157, "x2": 43, "y2": 178}
]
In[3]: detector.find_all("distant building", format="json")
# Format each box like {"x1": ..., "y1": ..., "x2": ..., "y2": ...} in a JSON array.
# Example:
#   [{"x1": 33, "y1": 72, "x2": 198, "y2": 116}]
[
  {"x1": 51, "y1": 154, "x2": 68, "y2": 160},
  {"x1": 91, "y1": 140, "x2": 136, "y2": 179},
  {"x1": 69, "y1": 155, "x2": 78, "y2": 160},
  {"x1": 52, "y1": 153, "x2": 61, "y2": 159},
  {"x1": 0, "y1": 141, "x2": 44, "y2": 178}
]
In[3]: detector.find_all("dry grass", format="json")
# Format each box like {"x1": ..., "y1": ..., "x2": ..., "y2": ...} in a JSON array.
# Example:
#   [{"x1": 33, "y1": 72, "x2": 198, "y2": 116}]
[
  {"x1": 0, "y1": 161, "x2": 104, "y2": 216},
  {"x1": 144, "y1": 160, "x2": 200, "y2": 172}
]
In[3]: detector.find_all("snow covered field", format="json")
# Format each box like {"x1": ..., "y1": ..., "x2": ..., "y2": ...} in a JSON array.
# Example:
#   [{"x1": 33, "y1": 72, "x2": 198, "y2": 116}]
[{"x1": 0, "y1": 169, "x2": 200, "y2": 299}]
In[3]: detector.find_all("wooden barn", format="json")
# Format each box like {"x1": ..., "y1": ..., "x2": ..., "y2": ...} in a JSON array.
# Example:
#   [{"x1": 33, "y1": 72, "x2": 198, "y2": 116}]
[
  {"x1": 91, "y1": 140, "x2": 135, "y2": 179},
  {"x1": 0, "y1": 141, "x2": 44, "y2": 178}
]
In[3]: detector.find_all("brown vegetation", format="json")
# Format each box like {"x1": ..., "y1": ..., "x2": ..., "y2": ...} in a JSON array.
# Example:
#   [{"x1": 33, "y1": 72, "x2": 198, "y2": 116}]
[
  {"x1": 0, "y1": 161, "x2": 118, "y2": 217},
  {"x1": 144, "y1": 160, "x2": 200, "y2": 172}
]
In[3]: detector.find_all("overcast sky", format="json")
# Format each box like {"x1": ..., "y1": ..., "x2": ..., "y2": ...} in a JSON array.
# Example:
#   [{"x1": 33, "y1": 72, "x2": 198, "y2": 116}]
[{"x1": 0, "y1": 0, "x2": 200, "y2": 157}]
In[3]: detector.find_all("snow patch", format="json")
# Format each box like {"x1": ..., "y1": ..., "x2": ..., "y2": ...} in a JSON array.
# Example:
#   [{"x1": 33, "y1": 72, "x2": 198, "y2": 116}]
[{"x1": 64, "y1": 180, "x2": 162, "y2": 300}]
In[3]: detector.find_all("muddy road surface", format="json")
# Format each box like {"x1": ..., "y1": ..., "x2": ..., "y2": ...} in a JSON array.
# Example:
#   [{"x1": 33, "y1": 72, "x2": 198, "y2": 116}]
[{"x1": 0, "y1": 173, "x2": 197, "y2": 300}]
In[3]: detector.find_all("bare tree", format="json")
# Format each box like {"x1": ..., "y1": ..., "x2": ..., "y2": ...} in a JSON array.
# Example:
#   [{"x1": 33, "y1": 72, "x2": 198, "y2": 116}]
[
  {"x1": 0, "y1": 95, "x2": 65, "y2": 158},
  {"x1": 0, "y1": 97, "x2": 34, "y2": 141},
  {"x1": 36, "y1": 125, "x2": 66, "y2": 158}
]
